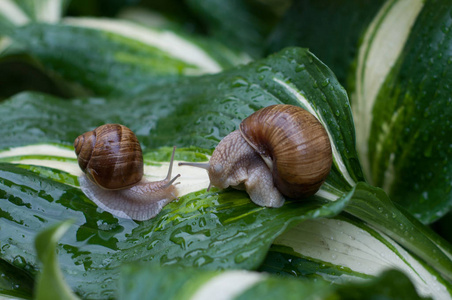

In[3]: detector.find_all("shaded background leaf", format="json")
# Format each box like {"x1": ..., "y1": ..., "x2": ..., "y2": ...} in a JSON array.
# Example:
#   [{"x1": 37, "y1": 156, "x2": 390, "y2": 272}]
[
  {"x1": 5, "y1": 19, "x2": 249, "y2": 98},
  {"x1": 266, "y1": 0, "x2": 385, "y2": 86}
]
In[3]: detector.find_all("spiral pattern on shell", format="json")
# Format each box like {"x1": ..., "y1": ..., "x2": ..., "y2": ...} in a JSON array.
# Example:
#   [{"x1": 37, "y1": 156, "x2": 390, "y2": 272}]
[
  {"x1": 74, "y1": 124, "x2": 144, "y2": 190},
  {"x1": 239, "y1": 104, "x2": 332, "y2": 198}
]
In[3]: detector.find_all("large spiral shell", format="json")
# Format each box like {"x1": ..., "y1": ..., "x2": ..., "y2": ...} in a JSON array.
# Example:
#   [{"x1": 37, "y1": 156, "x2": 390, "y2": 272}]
[
  {"x1": 239, "y1": 104, "x2": 332, "y2": 198},
  {"x1": 74, "y1": 124, "x2": 144, "y2": 190}
]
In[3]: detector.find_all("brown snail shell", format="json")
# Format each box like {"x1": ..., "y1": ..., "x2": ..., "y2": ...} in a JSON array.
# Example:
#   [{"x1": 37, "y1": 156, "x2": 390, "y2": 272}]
[
  {"x1": 74, "y1": 124, "x2": 180, "y2": 221},
  {"x1": 74, "y1": 124, "x2": 143, "y2": 190},
  {"x1": 179, "y1": 104, "x2": 332, "y2": 207},
  {"x1": 240, "y1": 104, "x2": 332, "y2": 198}
]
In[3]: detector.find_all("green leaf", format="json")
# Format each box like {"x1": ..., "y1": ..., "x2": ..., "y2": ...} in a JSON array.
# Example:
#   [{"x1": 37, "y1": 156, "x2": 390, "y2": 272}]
[
  {"x1": 0, "y1": 159, "x2": 350, "y2": 298},
  {"x1": 118, "y1": 264, "x2": 335, "y2": 300},
  {"x1": 0, "y1": 0, "x2": 30, "y2": 31},
  {"x1": 0, "y1": 47, "x2": 359, "y2": 298},
  {"x1": 0, "y1": 0, "x2": 68, "y2": 28},
  {"x1": 334, "y1": 269, "x2": 429, "y2": 300},
  {"x1": 266, "y1": 0, "x2": 385, "y2": 86},
  {"x1": 7, "y1": 18, "x2": 249, "y2": 96},
  {"x1": 118, "y1": 264, "x2": 426, "y2": 300},
  {"x1": 345, "y1": 182, "x2": 452, "y2": 281},
  {"x1": 352, "y1": 0, "x2": 452, "y2": 223},
  {"x1": 0, "y1": 259, "x2": 34, "y2": 299},
  {"x1": 185, "y1": 0, "x2": 286, "y2": 58},
  {"x1": 260, "y1": 213, "x2": 452, "y2": 299},
  {"x1": 0, "y1": 47, "x2": 363, "y2": 190},
  {"x1": 34, "y1": 220, "x2": 79, "y2": 300}
]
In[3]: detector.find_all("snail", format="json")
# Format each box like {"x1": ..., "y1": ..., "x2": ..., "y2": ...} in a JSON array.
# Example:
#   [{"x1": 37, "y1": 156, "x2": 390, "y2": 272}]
[
  {"x1": 74, "y1": 124, "x2": 180, "y2": 221},
  {"x1": 179, "y1": 104, "x2": 332, "y2": 207}
]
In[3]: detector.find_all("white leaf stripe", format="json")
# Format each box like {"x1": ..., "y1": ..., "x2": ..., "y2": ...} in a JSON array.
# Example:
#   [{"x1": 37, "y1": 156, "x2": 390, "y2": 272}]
[
  {"x1": 273, "y1": 78, "x2": 356, "y2": 188},
  {"x1": 274, "y1": 218, "x2": 451, "y2": 300},
  {"x1": 63, "y1": 17, "x2": 223, "y2": 74},
  {"x1": 190, "y1": 271, "x2": 264, "y2": 300},
  {"x1": 34, "y1": 0, "x2": 64, "y2": 23},
  {"x1": 0, "y1": 0, "x2": 30, "y2": 26},
  {"x1": 0, "y1": 144, "x2": 210, "y2": 198},
  {"x1": 353, "y1": 0, "x2": 424, "y2": 183}
]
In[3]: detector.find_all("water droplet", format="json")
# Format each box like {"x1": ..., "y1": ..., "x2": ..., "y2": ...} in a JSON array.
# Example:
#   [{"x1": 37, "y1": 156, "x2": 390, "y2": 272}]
[
  {"x1": 422, "y1": 191, "x2": 429, "y2": 200},
  {"x1": 199, "y1": 217, "x2": 207, "y2": 228},
  {"x1": 146, "y1": 239, "x2": 161, "y2": 250},
  {"x1": 13, "y1": 256, "x2": 26, "y2": 268},
  {"x1": 193, "y1": 255, "x2": 214, "y2": 267},
  {"x1": 169, "y1": 225, "x2": 192, "y2": 250},
  {"x1": 295, "y1": 64, "x2": 306, "y2": 72},
  {"x1": 257, "y1": 65, "x2": 271, "y2": 73},
  {"x1": 234, "y1": 249, "x2": 255, "y2": 263},
  {"x1": 231, "y1": 77, "x2": 249, "y2": 88},
  {"x1": 321, "y1": 78, "x2": 330, "y2": 87}
]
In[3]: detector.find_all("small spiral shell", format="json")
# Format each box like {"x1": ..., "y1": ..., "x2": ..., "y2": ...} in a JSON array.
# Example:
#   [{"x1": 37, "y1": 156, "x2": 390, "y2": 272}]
[
  {"x1": 239, "y1": 104, "x2": 332, "y2": 198},
  {"x1": 74, "y1": 124, "x2": 143, "y2": 190}
]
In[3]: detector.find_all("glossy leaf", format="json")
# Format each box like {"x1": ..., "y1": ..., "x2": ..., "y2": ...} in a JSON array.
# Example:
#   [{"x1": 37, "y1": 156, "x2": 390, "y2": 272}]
[
  {"x1": 34, "y1": 220, "x2": 79, "y2": 300},
  {"x1": 118, "y1": 263, "x2": 425, "y2": 300},
  {"x1": 0, "y1": 259, "x2": 34, "y2": 300},
  {"x1": 5, "y1": 18, "x2": 249, "y2": 96},
  {"x1": 0, "y1": 159, "x2": 350, "y2": 298},
  {"x1": 0, "y1": 47, "x2": 360, "y2": 298},
  {"x1": 0, "y1": 47, "x2": 363, "y2": 190},
  {"x1": 185, "y1": 0, "x2": 286, "y2": 58},
  {"x1": 344, "y1": 182, "x2": 452, "y2": 281},
  {"x1": 352, "y1": 0, "x2": 452, "y2": 223},
  {"x1": 260, "y1": 213, "x2": 452, "y2": 299},
  {"x1": 266, "y1": 0, "x2": 385, "y2": 86}
]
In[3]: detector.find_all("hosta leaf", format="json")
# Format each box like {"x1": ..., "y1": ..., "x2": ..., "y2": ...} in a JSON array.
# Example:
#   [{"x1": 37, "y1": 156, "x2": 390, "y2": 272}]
[
  {"x1": 119, "y1": 264, "x2": 334, "y2": 300},
  {"x1": 266, "y1": 0, "x2": 385, "y2": 86},
  {"x1": 0, "y1": 47, "x2": 363, "y2": 190},
  {"x1": 260, "y1": 214, "x2": 452, "y2": 299},
  {"x1": 34, "y1": 220, "x2": 78, "y2": 300},
  {"x1": 6, "y1": 17, "x2": 250, "y2": 96},
  {"x1": 118, "y1": 263, "x2": 425, "y2": 300},
  {"x1": 0, "y1": 47, "x2": 360, "y2": 298},
  {"x1": 0, "y1": 0, "x2": 68, "y2": 27},
  {"x1": 185, "y1": 0, "x2": 286, "y2": 58},
  {"x1": 352, "y1": 0, "x2": 452, "y2": 223},
  {"x1": 0, "y1": 259, "x2": 34, "y2": 299},
  {"x1": 344, "y1": 182, "x2": 452, "y2": 280},
  {"x1": 0, "y1": 0, "x2": 29, "y2": 32},
  {"x1": 0, "y1": 156, "x2": 350, "y2": 298}
]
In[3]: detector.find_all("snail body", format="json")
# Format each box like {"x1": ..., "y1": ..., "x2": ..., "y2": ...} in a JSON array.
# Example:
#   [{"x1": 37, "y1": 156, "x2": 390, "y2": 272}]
[
  {"x1": 74, "y1": 124, "x2": 180, "y2": 221},
  {"x1": 179, "y1": 104, "x2": 332, "y2": 207}
]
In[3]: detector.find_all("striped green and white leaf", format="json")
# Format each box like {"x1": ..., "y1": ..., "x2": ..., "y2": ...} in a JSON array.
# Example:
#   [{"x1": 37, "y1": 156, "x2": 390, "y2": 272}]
[
  {"x1": 184, "y1": 0, "x2": 286, "y2": 59},
  {"x1": 0, "y1": 0, "x2": 67, "y2": 27},
  {"x1": 0, "y1": 48, "x2": 359, "y2": 298},
  {"x1": 1, "y1": 16, "x2": 250, "y2": 96},
  {"x1": 352, "y1": 0, "x2": 452, "y2": 223},
  {"x1": 262, "y1": 215, "x2": 452, "y2": 300},
  {"x1": 0, "y1": 0, "x2": 68, "y2": 54},
  {"x1": 266, "y1": 0, "x2": 386, "y2": 86},
  {"x1": 118, "y1": 263, "x2": 426, "y2": 299},
  {"x1": 32, "y1": 220, "x2": 427, "y2": 300}
]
